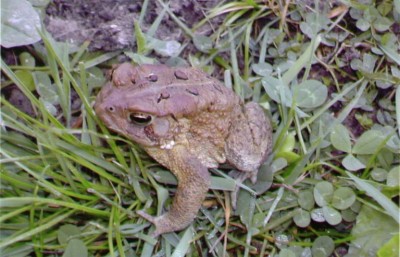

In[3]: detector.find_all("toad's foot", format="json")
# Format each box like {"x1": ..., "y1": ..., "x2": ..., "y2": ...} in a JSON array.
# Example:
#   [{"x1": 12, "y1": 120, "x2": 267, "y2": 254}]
[
  {"x1": 228, "y1": 170, "x2": 257, "y2": 209},
  {"x1": 137, "y1": 210, "x2": 186, "y2": 237}
]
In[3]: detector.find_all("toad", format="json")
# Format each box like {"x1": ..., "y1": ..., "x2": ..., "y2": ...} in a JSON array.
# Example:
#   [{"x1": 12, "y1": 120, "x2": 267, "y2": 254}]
[{"x1": 95, "y1": 63, "x2": 273, "y2": 236}]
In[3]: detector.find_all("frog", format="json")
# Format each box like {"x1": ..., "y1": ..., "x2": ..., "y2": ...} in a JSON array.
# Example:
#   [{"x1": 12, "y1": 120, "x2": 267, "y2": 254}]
[{"x1": 94, "y1": 63, "x2": 273, "y2": 236}]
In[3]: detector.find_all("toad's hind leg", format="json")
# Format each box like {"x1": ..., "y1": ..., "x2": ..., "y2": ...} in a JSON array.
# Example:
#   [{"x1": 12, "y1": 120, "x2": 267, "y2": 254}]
[
  {"x1": 138, "y1": 149, "x2": 210, "y2": 237},
  {"x1": 225, "y1": 102, "x2": 272, "y2": 207},
  {"x1": 225, "y1": 102, "x2": 272, "y2": 175}
]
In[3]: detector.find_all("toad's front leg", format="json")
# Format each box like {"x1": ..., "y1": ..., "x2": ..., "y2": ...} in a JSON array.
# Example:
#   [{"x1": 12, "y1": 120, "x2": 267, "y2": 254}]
[{"x1": 138, "y1": 150, "x2": 210, "y2": 237}]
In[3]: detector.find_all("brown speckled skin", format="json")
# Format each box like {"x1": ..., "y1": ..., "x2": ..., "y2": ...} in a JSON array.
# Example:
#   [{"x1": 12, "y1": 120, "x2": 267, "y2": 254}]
[{"x1": 95, "y1": 63, "x2": 272, "y2": 236}]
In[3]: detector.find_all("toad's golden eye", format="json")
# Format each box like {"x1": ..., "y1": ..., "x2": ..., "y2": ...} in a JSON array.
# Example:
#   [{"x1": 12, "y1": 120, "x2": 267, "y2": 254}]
[{"x1": 128, "y1": 113, "x2": 154, "y2": 126}]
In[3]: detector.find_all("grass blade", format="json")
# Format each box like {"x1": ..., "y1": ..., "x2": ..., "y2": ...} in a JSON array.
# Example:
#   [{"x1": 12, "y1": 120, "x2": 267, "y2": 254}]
[{"x1": 346, "y1": 171, "x2": 399, "y2": 224}]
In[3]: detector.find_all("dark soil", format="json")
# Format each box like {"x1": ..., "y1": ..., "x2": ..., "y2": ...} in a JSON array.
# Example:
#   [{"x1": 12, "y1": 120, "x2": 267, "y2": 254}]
[{"x1": 45, "y1": 0, "x2": 223, "y2": 51}]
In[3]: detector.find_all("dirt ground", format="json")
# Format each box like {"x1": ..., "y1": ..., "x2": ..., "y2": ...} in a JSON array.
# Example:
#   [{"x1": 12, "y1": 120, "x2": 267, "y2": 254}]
[{"x1": 45, "y1": 0, "x2": 223, "y2": 51}]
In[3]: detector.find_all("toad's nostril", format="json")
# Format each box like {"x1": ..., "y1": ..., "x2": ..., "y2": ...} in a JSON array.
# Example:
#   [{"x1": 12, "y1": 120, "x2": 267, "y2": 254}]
[{"x1": 107, "y1": 106, "x2": 115, "y2": 112}]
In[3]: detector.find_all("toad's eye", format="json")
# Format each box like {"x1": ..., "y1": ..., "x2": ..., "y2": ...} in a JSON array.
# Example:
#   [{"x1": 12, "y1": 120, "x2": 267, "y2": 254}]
[{"x1": 128, "y1": 113, "x2": 154, "y2": 126}]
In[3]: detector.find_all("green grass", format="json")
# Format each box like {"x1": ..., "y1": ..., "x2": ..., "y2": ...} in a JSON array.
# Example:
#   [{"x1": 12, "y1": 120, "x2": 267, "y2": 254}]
[{"x1": 1, "y1": 1, "x2": 399, "y2": 257}]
